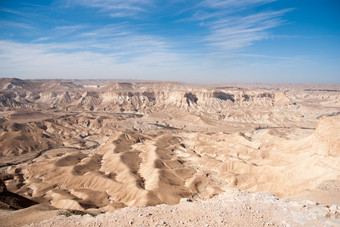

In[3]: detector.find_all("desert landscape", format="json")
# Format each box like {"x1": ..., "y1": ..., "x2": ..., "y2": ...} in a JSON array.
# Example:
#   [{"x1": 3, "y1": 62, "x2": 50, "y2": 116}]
[
  {"x1": 0, "y1": 78, "x2": 339, "y2": 226},
  {"x1": 1, "y1": 0, "x2": 339, "y2": 225}
]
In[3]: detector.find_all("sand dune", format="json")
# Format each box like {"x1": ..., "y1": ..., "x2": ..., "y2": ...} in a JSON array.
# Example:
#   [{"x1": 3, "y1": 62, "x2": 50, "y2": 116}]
[{"x1": 0, "y1": 79, "x2": 339, "y2": 225}]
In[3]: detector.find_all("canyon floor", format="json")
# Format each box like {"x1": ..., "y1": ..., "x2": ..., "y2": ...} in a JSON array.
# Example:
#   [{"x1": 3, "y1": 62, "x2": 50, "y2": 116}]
[{"x1": 0, "y1": 78, "x2": 339, "y2": 226}]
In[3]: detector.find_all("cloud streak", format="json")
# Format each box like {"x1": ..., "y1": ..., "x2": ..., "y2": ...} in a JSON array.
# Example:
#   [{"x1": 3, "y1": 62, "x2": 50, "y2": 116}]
[
  {"x1": 204, "y1": 9, "x2": 291, "y2": 51},
  {"x1": 67, "y1": 0, "x2": 154, "y2": 17},
  {"x1": 0, "y1": 39, "x2": 202, "y2": 81},
  {"x1": 199, "y1": 0, "x2": 276, "y2": 9},
  {"x1": 1, "y1": 0, "x2": 319, "y2": 83},
  {"x1": 60, "y1": 0, "x2": 290, "y2": 53},
  {"x1": 0, "y1": 8, "x2": 25, "y2": 16},
  {"x1": 0, "y1": 20, "x2": 35, "y2": 30}
]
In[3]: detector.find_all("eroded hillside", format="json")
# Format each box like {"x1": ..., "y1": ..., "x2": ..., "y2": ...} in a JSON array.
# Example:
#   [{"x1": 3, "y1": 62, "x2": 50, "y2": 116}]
[{"x1": 0, "y1": 78, "x2": 340, "y2": 213}]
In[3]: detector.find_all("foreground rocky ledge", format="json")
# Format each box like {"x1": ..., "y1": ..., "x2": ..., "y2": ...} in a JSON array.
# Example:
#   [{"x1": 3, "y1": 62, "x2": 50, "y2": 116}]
[{"x1": 17, "y1": 190, "x2": 339, "y2": 227}]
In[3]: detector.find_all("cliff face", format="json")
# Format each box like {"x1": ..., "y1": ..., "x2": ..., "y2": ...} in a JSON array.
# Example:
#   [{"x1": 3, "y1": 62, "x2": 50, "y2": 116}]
[{"x1": 0, "y1": 84, "x2": 292, "y2": 111}]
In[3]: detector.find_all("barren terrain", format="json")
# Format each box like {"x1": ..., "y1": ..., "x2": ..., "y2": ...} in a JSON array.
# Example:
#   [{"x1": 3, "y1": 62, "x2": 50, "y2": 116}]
[{"x1": 0, "y1": 78, "x2": 339, "y2": 226}]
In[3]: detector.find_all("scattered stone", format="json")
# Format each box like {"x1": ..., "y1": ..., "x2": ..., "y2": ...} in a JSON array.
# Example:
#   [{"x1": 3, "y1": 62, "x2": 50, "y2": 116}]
[
  {"x1": 329, "y1": 205, "x2": 338, "y2": 212},
  {"x1": 180, "y1": 198, "x2": 193, "y2": 203}
]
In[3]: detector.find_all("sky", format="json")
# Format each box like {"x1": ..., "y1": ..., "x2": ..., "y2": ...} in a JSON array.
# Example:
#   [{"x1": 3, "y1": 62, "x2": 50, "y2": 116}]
[{"x1": 0, "y1": 0, "x2": 339, "y2": 83}]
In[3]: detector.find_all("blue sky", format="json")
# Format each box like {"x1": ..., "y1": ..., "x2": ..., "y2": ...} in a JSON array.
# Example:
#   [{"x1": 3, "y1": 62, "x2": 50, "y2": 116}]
[{"x1": 0, "y1": 0, "x2": 339, "y2": 83}]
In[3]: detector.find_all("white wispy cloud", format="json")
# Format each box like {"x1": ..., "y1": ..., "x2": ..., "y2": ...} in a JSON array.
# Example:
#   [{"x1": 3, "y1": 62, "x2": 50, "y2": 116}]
[
  {"x1": 0, "y1": 39, "x2": 205, "y2": 81},
  {"x1": 55, "y1": 25, "x2": 89, "y2": 31},
  {"x1": 0, "y1": 21, "x2": 194, "y2": 79},
  {"x1": 67, "y1": 0, "x2": 154, "y2": 17},
  {"x1": 183, "y1": 0, "x2": 291, "y2": 52},
  {"x1": 205, "y1": 9, "x2": 290, "y2": 51},
  {"x1": 0, "y1": 20, "x2": 35, "y2": 30},
  {"x1": 76, "y1": 23, "x2": 129, "y2": 38},
  {"x1": 199, "y1": 0, "x2": 276, "y2": 9},
  {"x1": 0, "y1": 8, "x2": 25, "y2": 16},
  {"x1": 234, "y1": 53, "x2": 305, "y2": 61},
  {"x1": 61, "y1": 0, "x2": 289, "y2": 53},
  {"x1": 34, "y1": 37, "x2": 50, "y2": 42},
  {"x1": 47, "y1": 23, "x2": 170, "y2": 59},
  {"x1": 0, "y1": 0, "x2": 301, "y2": 82},
  {"x1": 0, "y1": 37, "x2": 315, "y2": 83}
]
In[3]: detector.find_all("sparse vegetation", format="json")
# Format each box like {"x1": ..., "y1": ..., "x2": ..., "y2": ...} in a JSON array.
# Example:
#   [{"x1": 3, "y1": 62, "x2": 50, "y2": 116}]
[{"x1": 58, "y1": 210, "x2": 90, "y2": 217}]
